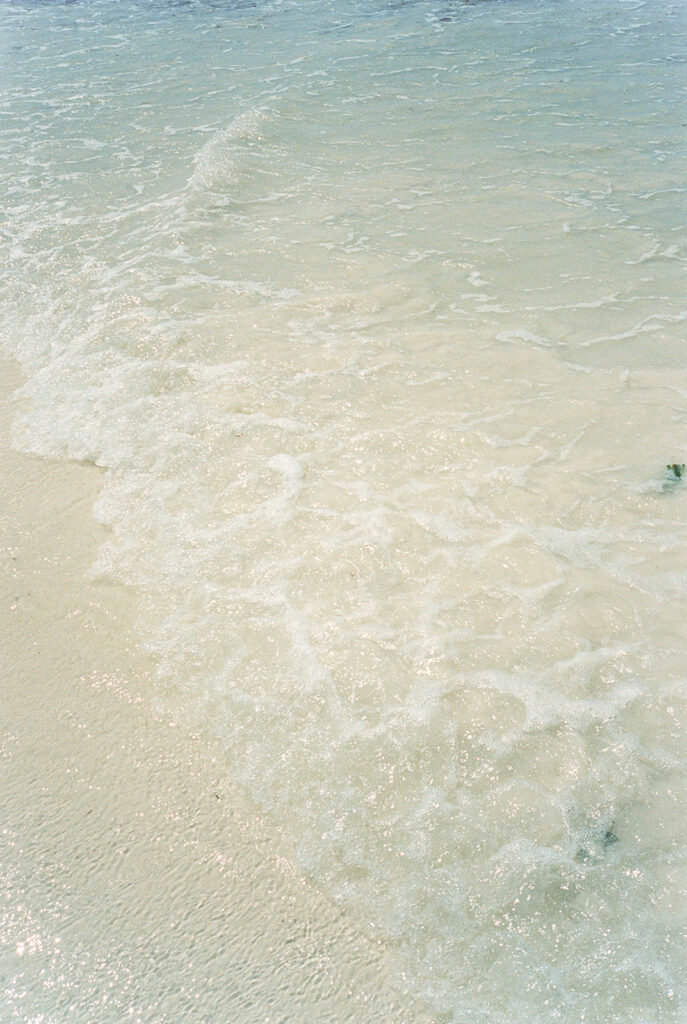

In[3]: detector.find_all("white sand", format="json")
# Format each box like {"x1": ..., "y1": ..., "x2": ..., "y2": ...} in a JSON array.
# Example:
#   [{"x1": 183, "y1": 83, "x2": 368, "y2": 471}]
[{"x1": 0, "y1": 357, "x2": 427, "y2": 1024}]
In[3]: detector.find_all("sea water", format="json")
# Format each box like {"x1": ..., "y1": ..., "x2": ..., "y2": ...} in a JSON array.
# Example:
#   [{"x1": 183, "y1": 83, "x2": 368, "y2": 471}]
[{"x1": 1, "y1": 0, "x2": 686, "y2": 1020}]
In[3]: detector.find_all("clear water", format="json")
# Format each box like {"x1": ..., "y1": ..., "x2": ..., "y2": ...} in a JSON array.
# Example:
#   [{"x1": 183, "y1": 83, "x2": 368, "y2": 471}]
[{"x1": 2, "y1": 0, "x2": 687, "y2": 1020}]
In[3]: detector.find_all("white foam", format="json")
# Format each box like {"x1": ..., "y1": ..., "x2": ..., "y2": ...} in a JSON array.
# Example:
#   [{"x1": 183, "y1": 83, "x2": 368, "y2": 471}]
[{"x1": 190, "y1": 109, "x2": 270, "y2": 192}]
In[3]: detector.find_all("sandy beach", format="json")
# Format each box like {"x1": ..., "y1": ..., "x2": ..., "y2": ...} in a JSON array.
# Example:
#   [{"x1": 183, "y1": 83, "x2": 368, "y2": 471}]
[
  {"x1": 3, "y1": 0, "x2": 686, "y2": 1016},
  {"x1": 0, "y1": 357, "x2": 424, "y2": 1023}
]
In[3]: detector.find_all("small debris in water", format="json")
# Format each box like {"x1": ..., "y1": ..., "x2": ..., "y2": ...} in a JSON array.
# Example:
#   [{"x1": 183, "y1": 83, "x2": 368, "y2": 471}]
[
  {"x1": 601, "y1": 825, "x2": 619, "y2": 847},
  {"x1": 574, "y1": 819, "x2": 619, "y2": 862},
  {"x1": 659, "y1": 463, "x2": 686, "y2": 492}
]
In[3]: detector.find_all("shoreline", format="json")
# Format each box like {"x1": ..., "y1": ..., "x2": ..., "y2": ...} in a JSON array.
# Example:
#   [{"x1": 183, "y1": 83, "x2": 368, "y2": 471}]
[{"x1": 0, "y1": 356, "x2": 427, "y2": 1023}]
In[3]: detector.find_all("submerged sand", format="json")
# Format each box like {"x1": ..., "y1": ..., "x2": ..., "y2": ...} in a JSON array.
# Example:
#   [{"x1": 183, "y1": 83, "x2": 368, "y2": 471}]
[{"x1": 0, "y1": 357, "x2": 426, "y2": 1024}]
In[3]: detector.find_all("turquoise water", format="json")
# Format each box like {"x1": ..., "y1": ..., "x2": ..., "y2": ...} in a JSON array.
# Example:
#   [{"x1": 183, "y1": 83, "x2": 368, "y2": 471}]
[{"x1": 2, "y1": 1, "x2": 687, "y2": 1021}]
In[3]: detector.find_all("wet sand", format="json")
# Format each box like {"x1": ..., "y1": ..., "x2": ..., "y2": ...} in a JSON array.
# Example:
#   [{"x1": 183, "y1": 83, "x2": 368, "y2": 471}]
[{"x1": 0, "y1": 357, "x2": 427, "y2": 1024}]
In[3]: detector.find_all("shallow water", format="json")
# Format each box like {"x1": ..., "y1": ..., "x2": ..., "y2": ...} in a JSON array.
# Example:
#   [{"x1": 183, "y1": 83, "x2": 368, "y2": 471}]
[{"x1": 1, "y1": 0, "x2": 686, "y2": 1020}]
